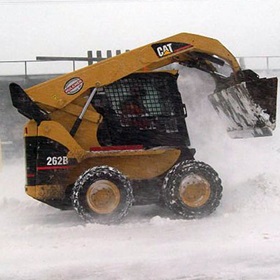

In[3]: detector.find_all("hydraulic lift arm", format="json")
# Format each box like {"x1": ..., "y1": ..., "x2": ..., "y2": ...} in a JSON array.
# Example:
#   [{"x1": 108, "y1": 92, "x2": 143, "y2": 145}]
[{"x1": 24, "y1": 32, "x2": 241, "y2": 110}]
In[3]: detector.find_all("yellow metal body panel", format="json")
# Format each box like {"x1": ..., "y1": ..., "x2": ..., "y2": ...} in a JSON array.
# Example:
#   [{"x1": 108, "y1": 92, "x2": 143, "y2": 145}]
[
  {"x1": 68, "y1": 147, "x2": 181, "y2": 181},
  {"x1": 49, "y1": 95, "x2": 102, "y2": 150},
  {"x1": 25, "y1": 147, "x2": 181, "y2": 201},
  {"x1": 33, "y1": 120, "x2": 181, "y2": 182},
  {"x1": 37, "y1": 121, "x2": 87, "y2": 161},
  {"x1": 26, "y1": 185, "x2": 65, "y2": 200},
  {"x1": 25, "y1": 33, "x2": 240, "y2": 111},
  {"x1": 24, "y1": 120, "x2": 38, "y2": 136}
]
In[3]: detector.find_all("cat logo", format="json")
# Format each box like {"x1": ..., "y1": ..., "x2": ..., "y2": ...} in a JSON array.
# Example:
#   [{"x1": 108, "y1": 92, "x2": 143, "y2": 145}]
[
  {"x1": 156, "y1": 43, "x2": 173, "y2": 57},
  {"x1": 152, "y1": 42, "x2": 193, "y2": 58}
]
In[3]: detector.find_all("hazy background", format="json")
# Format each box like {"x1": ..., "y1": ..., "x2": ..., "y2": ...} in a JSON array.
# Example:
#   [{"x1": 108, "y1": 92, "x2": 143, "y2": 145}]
[{"x1": 1, "y1": 0, "x2": 280, "y2": 61}]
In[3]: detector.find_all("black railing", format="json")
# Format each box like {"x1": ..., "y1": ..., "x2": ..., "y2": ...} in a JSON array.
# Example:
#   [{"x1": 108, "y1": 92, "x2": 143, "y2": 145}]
[{"x1": 0, "y1": 50, "x2": 129, "y2": 76}]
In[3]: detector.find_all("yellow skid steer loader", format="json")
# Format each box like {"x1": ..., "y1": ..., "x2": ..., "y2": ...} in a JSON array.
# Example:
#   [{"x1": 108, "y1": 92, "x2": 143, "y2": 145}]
[{"x1": 9, "y1": 33, "x2": 277, "y2": 224}]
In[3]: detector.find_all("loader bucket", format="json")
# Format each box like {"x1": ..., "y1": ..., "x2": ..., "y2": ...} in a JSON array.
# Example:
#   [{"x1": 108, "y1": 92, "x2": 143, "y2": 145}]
[{"x1": 208, "y1": 76, "x2": 278, "y2": 138}]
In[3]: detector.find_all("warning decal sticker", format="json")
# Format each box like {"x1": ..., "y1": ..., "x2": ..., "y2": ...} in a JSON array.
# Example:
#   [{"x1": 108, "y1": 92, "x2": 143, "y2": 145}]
[{"x1": 64, "y1": 77, "x2": 84, "y2": 95}]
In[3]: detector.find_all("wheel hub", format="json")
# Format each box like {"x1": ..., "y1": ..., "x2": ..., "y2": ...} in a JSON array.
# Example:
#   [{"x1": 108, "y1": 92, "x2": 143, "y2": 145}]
[
  {"x1": 179, "y1": 174, "x2": 211, "y2": 207},
  {"x1": 86, "y1": 180, "x2": 121, "y2": 214}
]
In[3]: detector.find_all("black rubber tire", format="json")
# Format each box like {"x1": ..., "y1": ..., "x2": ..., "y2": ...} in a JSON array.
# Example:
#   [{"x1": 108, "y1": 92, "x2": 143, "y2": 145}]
[
  {"x1": 162, "y1": 160, "x2": 223, "y2": 219},
  {"x1": 72, "y1": 166, "x2": 134, "y2": 224}
]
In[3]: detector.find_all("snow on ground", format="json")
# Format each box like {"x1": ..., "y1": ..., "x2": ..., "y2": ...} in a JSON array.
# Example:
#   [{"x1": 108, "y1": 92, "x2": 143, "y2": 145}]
[{"x1": 1, "y1": 70, "x2": 280, "y2": 280}]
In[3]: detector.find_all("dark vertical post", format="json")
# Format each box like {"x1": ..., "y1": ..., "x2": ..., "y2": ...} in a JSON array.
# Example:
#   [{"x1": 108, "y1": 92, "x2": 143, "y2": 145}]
[
  {"x1": 24, "y1": 61, "x2": 28, "y2": 77},
  {"x1": 87, "y1": 50, "x2": 93, "y2": 65},
  {"x1": 96, "y1": 50, "x2": 102, "y2": 62},
  {"x1": 107, "y1": 50, "x2": 112, "y2": 58}
]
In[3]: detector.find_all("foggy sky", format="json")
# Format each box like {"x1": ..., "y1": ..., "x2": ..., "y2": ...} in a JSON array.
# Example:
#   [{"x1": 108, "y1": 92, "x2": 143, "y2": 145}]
[{"x1": 1, "y1": 0, "x2": 280, "y2": 61}]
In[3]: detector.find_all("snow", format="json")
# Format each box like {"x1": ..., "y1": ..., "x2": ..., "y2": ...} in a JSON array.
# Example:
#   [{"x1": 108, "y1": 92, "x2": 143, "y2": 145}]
[{"x1": 1, "y1": 69, "x2": 280, "y2": 279}]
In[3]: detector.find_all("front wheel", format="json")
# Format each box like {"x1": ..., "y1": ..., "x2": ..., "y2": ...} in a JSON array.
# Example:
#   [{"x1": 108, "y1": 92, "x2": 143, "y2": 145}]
[
  {"x1": 162, "y1": 160, "x2": 223, "y2": 219},
  {"x1": 72, "y1": 166, "x2": 134, "y2": 224}
]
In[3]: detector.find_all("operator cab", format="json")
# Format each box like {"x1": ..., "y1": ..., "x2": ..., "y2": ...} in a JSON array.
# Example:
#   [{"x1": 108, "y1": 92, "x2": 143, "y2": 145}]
[{"x1": 92, "y1": 71, "x2": 191, "y2": 150}]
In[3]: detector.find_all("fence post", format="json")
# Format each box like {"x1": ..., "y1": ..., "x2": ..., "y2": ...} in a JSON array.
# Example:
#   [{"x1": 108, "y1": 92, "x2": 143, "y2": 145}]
[
  {"x1": 266, "y1": 57, "x2": 269, "y2": 70},
  {"x1": 96, "y1": 50, "x2": 102, "y2": 62},
  {"x1": 24, "y1": 61, "x2": 28, "y2": 77},
  {"x1": 87, "y1": 50, "x2": 93, "y2": 65},
  {"x1": 107, "y1": 50, "x2": 112, "y2": 58}
]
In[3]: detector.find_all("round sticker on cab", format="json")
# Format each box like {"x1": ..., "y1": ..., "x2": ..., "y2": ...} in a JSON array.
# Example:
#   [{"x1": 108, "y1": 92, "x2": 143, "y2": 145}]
[{"x1": 64, "y1": 77, "x2": 84, "y2": 95}]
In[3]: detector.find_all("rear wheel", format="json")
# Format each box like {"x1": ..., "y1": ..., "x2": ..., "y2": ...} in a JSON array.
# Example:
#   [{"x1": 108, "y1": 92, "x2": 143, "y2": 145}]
[
  {"x1": 72, "y1": 166, "x2": 133, "y2": 224},
  {"x1": 162, "y1": 160, "x2": 222, "y2": 219}
]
